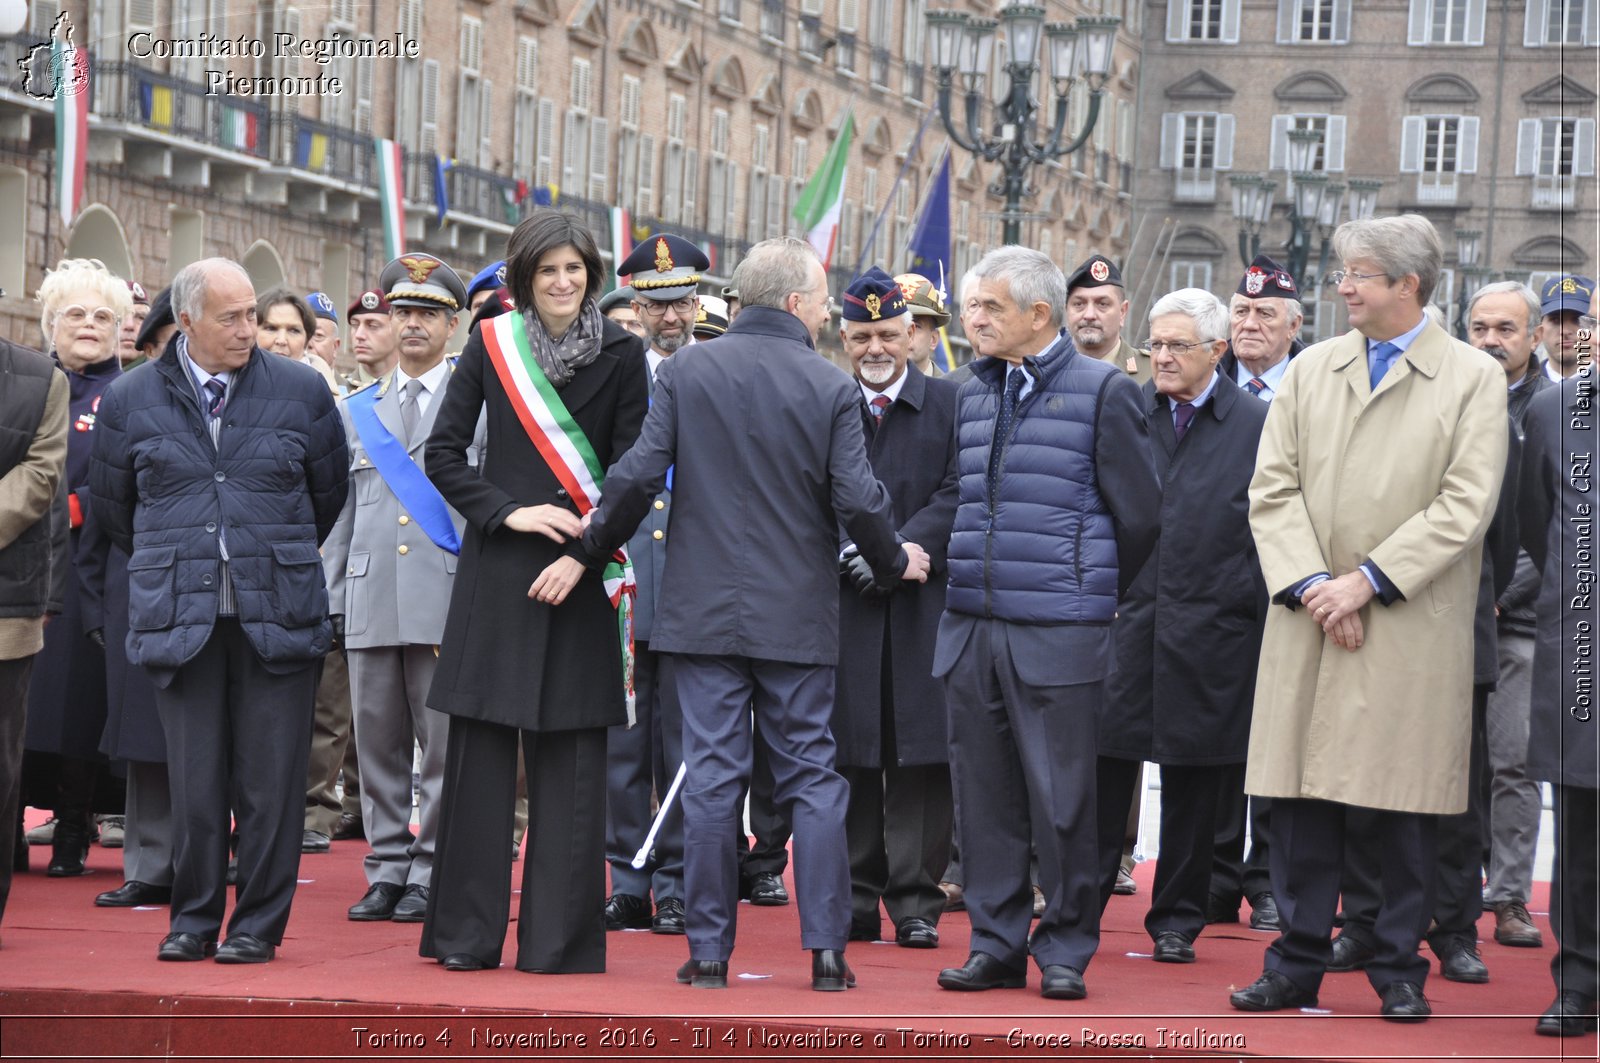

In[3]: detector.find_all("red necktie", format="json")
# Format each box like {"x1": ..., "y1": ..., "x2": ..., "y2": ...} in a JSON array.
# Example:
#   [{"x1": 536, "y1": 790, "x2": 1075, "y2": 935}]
[{"x1": 870, "y1": 396, "x2": 890, "y2": 421}]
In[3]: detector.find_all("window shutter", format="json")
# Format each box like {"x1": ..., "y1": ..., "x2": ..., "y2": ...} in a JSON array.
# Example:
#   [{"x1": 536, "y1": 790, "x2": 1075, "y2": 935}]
[
  {"x1": 747, "y1": 171, "x2": 765, "y2": 241},
  {"x1": 1525, "y1": 0, "x2": 1547, "y2": 46},
  {"x1": 1587, "y1": 0, "x2": 1600, "y2": 46},
  {"x1": 589, "y1": 117, "x2": 609, "y2": 200},
  {"x1": 1333, "y1": 0, "x2": 1352, "y2": 42},
  {"x1": 1166, "y1": 0, "x2": 1188, "y2": 41},
  {"x1": 839, "y1": 0, "x2": 859, "y2": 32},
  {"x1": 1466, "y1": 0, "x2": 1486, "y2": 44},
  {"x1": 621, "y1": 77, "x2": 641, "y2": 128},
  {"x1": 1575, "y1": 118, "x2": 1597, "y2": 177},
  {"x1": 1457, "y1": 116, "x2": 1479, "y2": 174},
  {"x1": 535, "y1": 98, "x2": 555, "y2": 187},
  {"x1": 1399, "y1": 115, "x2": 1425, "y2": 172},
  {"x1": 616, "y1": 129, "x2": 637, "y2": 204},
  {"x1": 638, "y1": 133, "x2": 656, "y2": 215},
  {"x1": 1324, "y1": 114, "x2": 1347, "y2": 171},
  {"x1": 355, "y1": 48, "x2": 374, "y2": 133},
  {"x1": 456, "y1": 76, "x2": 479, "y2": 162},
  {"x1": 707, "y1": 157, "x2": 725, "y2": 222},
  {"x1": 420, "y1": 58, "x2": 439, "y2": 156},
  {"x1": 562, "y1": 111, "x2": 579, "y2": 189},
  {"x1": 479, "y1": 81, "x2": 493, "y2": 170},
  {"x1": 1222, "y1": 0, "x2": 1243, "y2": 42},
  {"x1": 1276, "y1": 0, "x2": 1296, "y2": 42},
  {"x1": 766, "y1": 180, "x2": 785, "y2": 239},
  {"x1": 1407, "y1": 0, "x2": 1428, "y2": 44},
  {"x1": 683, "y1": 148, "x2": 699, "y2": 224},
  {"x1": 517, "y1": 38, "x2": 539, "y2": 91},
  {"x1": 1269, "y1": 114, "x2": 1292, "y2": 170},
  {"x1": 1515, "y1": 118, "x2": 1540, "y2": 176},
  {"x1": 1159, "y1": 113, "x2": 1181, "y2": 168},
  {"x1": 725, "y1": 161, "x2": 739, "y2": 218},
  {"x1": 1214, "y1": 113, "x2": 1236, "y2": 169}
]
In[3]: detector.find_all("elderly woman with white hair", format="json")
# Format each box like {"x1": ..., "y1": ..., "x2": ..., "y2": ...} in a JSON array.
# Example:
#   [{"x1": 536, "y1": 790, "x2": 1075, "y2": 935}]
[{"x1": 21, "y1": 259, "x2": 132, "y2": 878}]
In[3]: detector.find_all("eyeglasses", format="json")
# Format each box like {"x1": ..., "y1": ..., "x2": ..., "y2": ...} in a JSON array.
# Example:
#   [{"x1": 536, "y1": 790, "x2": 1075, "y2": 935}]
[
  {"x1": 1324, "y1": 269, "x2": 1388, "y2": 288},
  {"x1": 58, "y1": 305, "x2": 118, "y2": 328},
  {"x1": 1145, "y1": 339, "x2": 1214, "y2": 355},
  {"x1": 638, "y1": 296, "x2": 698, "y2": 318}
]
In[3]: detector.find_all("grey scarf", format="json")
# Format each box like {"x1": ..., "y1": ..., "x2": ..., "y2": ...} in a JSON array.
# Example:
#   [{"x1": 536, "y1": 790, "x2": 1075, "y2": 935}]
[{"x1": 523, "y1": 300, "x2": 604, "y2": 389}]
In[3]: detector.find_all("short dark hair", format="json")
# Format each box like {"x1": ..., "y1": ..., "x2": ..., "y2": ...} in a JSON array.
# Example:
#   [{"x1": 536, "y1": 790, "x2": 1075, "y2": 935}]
[
  {"x1": 256, "y1": 288, "x2": 315, "y2": 335},
  {"x1": 504, "y1": 211, "x2": 604, "y2": 316}
]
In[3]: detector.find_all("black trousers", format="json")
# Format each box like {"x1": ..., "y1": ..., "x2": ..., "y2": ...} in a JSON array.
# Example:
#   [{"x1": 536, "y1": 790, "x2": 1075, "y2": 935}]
[
  {"x1": 154, "y1": 620, "x2": 317, "y2": 944},
  {"x1": 421, "y1": 716, "x2": 607, "y2": 973},
  {"x1": 1266, "y1": 797, "x2": 1437, "y2": 995},
  {"x1": 1098, "y1": 757, "x2": 1233, "y2": 943},
  {"x1": 1552, "y1": 783, "x2": 1599, "y2": 1000},
  {"x1": 0, "y1": 655, "x2": 34, "y2": 929},
  {"x1": 1341, "y1": 687, "x2": 1488, "y2": 954},
  {"x1": 842, "y1": 762, "x2": 952, "y2": 933},
  {"x1": 1211, "y1": 763, "x2": 1273, "y2": 906},
  {"x1": 737, "y1": 715, "x2": 793, "y2": 882},
  {"x1": 604, "y1": 645, "x2": 684, "y2": 902}
]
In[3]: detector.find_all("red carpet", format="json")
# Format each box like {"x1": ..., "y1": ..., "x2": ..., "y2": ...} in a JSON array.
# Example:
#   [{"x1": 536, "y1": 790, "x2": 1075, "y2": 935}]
[{"x1": 0, "y1": 821, "x2": 1592, "y2": 1061}]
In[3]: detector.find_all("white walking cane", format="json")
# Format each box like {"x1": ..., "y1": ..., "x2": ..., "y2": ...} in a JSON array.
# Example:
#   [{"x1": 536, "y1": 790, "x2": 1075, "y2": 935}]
[{"x1": 632, "y1": 762, "x2": 688, "y2": 870}]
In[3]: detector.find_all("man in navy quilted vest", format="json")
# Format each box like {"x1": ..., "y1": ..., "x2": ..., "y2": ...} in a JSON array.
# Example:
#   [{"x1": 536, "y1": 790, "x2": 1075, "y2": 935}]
[
  {"x1": 933, "y1": 245, "x2": 1160, "y2": 1001},
  {"x1": 89, "y1": 258, "x2": 348, "y2": 966}
]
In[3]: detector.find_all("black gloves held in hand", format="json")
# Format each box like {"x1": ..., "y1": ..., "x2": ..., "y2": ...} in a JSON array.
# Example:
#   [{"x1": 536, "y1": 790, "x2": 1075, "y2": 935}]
[{"x1": 842, "y1": 553, "x2": 895, "y2": 602}]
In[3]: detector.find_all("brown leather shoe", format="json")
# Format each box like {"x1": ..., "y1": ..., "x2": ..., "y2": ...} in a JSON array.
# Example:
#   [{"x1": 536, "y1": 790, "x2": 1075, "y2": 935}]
[{"x1": 1493, "y1": 901, "x2": 1543, "y2": 948}]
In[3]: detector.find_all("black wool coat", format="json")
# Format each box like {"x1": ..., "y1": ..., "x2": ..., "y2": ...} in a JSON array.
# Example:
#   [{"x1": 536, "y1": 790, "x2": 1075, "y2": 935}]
[
  {"x1": 833, "y1": 367, "x2": 959, "y2": 769},
  {"x1": 425, "y1": 317, "x2": 648, "y2": 732},
  {"x1": 1100, "y1": 374, "x2": 1269, "y2": 766}
]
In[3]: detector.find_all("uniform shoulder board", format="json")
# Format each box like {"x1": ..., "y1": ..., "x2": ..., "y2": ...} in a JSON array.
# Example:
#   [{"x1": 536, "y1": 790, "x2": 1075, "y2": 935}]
[{"x1": 340, "y1": 377, "x2": 381, "y2": 402}]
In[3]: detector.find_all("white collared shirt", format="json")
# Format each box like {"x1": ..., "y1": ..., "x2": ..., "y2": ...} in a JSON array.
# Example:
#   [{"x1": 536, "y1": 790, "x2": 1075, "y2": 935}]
[
  {"x1": 858, "y1": 367, "x2": 909, "y2": 409},
  {"x1": 395, "y1": 357, "x2": 451, "y2": 417},
  {"x1": 1233, "y1": 354, "x2": 1290, "y2": 401}
]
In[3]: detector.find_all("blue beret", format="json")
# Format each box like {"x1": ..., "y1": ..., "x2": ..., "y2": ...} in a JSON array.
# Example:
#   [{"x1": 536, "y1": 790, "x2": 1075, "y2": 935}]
[
  {"x1": 468, "y1": 261, "x2": 508, "y2": 300},
  {"x1": 305, "y1": 291, "x2": 338, "y2": 322}
]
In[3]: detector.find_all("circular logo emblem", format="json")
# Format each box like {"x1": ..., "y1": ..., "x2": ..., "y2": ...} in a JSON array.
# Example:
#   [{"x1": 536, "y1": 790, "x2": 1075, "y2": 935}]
[
  {"x1": 131, "y1": 282, "x2": 147, "y2": 301},
  {"x1": 494, "y1": 265, "x2": 507, "y2": 285},
  {"x1": 1245, "y1": 270, "x2": 1266, "y2": 296},
  {"x1": 361, "y1": 292, "x2": 380, "y2": 310},
  {"x1": 1089, "y1": 260, "x2": 1110, "y2": 283}
]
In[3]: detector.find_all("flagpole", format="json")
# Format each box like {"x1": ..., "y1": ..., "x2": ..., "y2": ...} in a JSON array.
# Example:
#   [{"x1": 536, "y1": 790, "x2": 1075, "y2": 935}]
[{"x1": 855, "y1": 105, "x2": 938, "y2": 275}]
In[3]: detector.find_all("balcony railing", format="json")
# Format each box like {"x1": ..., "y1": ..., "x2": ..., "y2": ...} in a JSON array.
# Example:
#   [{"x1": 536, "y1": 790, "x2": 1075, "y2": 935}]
[
  {"x1": 1174, "y1": 172, "x2": 1216, "y2": 201},
  {"x1": 94, "y1": 62, "x2": 270, "y2": 159},
  {"x1": 280, "y1": 113, "x2": 375, "y2": 187},
  {"x1": 1531, "y1": 175, "x2": 1575, "y2": 209},
  {"x1": 1414, "y1": 171, "x2": 1459, "y2": 204},
  {"x1": 450, "y1": 162, "x2": 522, "y2": 225}
]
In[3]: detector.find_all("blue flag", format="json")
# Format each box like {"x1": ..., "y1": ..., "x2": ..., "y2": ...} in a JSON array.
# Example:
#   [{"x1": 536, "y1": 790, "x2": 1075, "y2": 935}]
[
  {"x1": 905, "y1": 148, "x2": 953, "y2": 371},
  {"x1": 432, "y1": 155, "x2": 454, "y2": 227}
]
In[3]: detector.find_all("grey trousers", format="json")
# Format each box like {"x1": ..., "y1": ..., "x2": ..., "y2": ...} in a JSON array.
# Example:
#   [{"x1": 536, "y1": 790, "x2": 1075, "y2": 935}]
[
  {"x1": 123, "y1": 759, "x2": 173, "y2": 886},
  {"x1": 1485, "y1": 629, "x2": 1540, "y2": 905},
  {"x1": 348, "y1": 645, "x2": 447, "y2": 888},
  {"x1": 304, "y1": 648, "x2": 355, "y2": 836}
]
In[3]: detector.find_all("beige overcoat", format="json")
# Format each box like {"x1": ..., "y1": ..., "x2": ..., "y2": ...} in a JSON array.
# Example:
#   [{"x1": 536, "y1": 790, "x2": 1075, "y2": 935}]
[{"x1": 1245, "y1": 320, "x2": 1508, "y2": 814}]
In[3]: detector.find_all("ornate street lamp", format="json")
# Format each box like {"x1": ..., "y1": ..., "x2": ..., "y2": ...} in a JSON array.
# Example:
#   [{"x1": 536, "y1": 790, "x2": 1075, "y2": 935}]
[
  {"x1": 1454, "y1": 228, "x2": 1484, "y2": 340},
  {"x1": 926, "y1": 6, "x2": 1120, "y2": 245}
]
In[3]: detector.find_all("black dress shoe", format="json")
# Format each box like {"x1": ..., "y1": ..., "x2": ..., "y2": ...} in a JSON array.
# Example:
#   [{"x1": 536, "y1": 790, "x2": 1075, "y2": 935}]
[
  {"x1": 1248, "y1": 892, "x2": 1281, "y2": 932},
  {"x1": 96, "y1": 881, "x2": 172, "y2": 907},
  {"x1": 1536, "y1": 991, "x2": 1599, "y2": 1037},
  {"x1": 1229, "y1": 970, "x2": 1319, "y2": 1011},
  {"x1": 441, "y1": 953, "x2": 490, "y2": 972},
  {"x1": 604, "y1": 893, "x2": 651, "y2": 930},
  {"x1": 301, "y1": 830, "x2": 330, "y2": 854},
  {"x1": 216, "y1": 933, "x2": 275, "y2": 964},
  {"x1": 157, "y1": 932, "x2": 216, "y2": 962},
  {"x1": 895, "y1": 917, "x2": 938, "y2": 949},
  {"x1": 331, "y1": 812, "x2": 364, "y2": 841},
  {"x1": 812, "y1": 949, "x2": 856, "y2": 991},
  {"x1": 47, "y1": 818, "x2": 91, "y2": 877},
  {"x1": 1205, "y1": 893, "x2": 1241, "y2": 924},
  {"x1": 1040, "y1": 965, "x2": 1086, "y2": 1000},
  {"x1": 1327, "y1": 933, "x2": 1376, "y2": 972},
  {"x1": 937, "y1": 952, "x2": 1027, "y2": 991},
  {"x1": 746, "y1": 872, "x2": 789, "y2": 906},
  {"x1": 651, "y1": 897, "x2": 686, "y2": 935},
  {"x1": 675, "y1": 958, "x2": 728, "y2": 988},
  {"x1": 348, "y1": 882, "x2": 405, "y2": 921},
  {"x1": 1435, "y1": 939, "x2": 1488, "y2": 983},
  {"x1": 1378, "y1": 980, "x2": 1431, "y2": 1022},
  {"x1": 1152, "y1": 931, "x2": 1195, "y2": 964},
  {"x1": 392, "y1": 884, "x2": 429, "y2": 923}
]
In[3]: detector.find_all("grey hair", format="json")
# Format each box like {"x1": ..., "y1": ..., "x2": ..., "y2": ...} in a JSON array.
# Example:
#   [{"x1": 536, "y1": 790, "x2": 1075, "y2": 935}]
[
  {"x1": 1150, "y1": 288, "x2": 1229, "y2": 343},
  {"x1": 970, "y1": 246, "x2": 1067, "y2": 328},
  {"x1": 1330, "y1": 213, "x2": 1442, "y2": 306},
  {"x1": 958, "y1": 268, "x2": 980, "y2": 307},
  {"x1": 1229, "y1": 292, "x2": 1305, "y2": 327},
  {"x1": 171, "y1": 258, "x2": 253, "y2": 323},
  {"x1": 1468, "y1": 281, "x2": 1542, "y2": 338},
  {"x1": 730, "y1": 237, "x2": 821, "y2": 311}
]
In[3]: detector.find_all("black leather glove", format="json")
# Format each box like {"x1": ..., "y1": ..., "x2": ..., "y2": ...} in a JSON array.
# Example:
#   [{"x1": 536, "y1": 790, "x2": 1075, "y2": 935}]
[
  {"x1": 86, "y1": 628, "x2": 106, "y2": 650},
  {"x1": 844, "y1": 553, "x2": 894, "y2": 602},
  {"x1": 331, "y1": 614, "x2": 346, "y2": 647}
]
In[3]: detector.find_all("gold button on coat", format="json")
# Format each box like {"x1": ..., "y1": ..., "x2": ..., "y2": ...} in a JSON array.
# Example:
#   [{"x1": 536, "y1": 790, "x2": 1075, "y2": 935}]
[
  {"x1": 398, "y1": 545, "x2": 409, "y2": 555},
  {"x1": 654, "y1": 500, "x2": 665, "y2": 510},
  {"x1": 399, "y1": 515, "x2": 410, "y2": 525},
  {"x1": 652, "y1": 530, "x2": 664, "y2": 540}
]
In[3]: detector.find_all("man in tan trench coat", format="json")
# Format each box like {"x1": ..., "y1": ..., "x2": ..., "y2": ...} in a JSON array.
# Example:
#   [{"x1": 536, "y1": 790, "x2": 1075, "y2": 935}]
[{"x1": 1229, "y1": 214, "x2": 1508, "y2": 1023}]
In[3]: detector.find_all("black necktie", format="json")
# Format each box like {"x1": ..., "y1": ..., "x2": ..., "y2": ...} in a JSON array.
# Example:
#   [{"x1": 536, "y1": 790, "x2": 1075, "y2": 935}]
[
  {"x1": 1173, "y1": 401, "x2": 1196, "y2": 442},
  {"x1": 988, "y1": 367, "x2": 1026, "y2": 487}
]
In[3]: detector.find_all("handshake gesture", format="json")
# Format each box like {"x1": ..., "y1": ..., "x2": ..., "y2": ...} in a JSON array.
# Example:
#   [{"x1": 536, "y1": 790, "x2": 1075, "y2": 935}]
[{"x1": 841, "y1": 542, "x2": 930, "y2": 600}]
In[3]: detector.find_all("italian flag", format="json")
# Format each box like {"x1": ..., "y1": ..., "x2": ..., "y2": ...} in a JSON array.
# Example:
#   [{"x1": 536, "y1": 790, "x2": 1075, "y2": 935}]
[
  {"x1": 374, "y1": 137, "x2": 407, "y2": 259},
  {"x1": 792, "y1": 110, "x2": 854, "y2": 270},
  {"x1": 54, "y1": 31, "x2": 89, "y2": 228},
  {"x1": 608, "y1": 205, "x2": 633, "y2": 291},
  {"x1": 219, "y1": 106, "x2": 258, "y2": 152}
]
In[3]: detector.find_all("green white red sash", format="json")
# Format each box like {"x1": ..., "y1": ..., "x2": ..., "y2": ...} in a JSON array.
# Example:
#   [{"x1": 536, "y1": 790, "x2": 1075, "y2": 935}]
[{"x1": 482, "y1": 311, "x2": 637, "y2": 720}]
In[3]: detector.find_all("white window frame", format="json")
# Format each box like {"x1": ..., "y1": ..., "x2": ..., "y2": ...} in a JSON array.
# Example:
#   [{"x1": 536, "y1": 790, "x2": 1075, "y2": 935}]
[
  {"x1": 1399, "y1": 114, "x2": 1479, "y2": 204},
  {"x1": 1524, "y1": 0, "x2": 1599, "y2": 46},
  {"x1": 1276, "y1": 0, "x2": 1351, "y2": 43},
  {"x1": 1517, "y1": 116, "x2": 1597, "y2": 208},
  {"x1": 1159, "y1": 112, "x2": 1235, "y2": 200},
  {"x1": 1407, "y1": 0, "x2": 1486, "y2": 45},
  {"x1": 1169, "y1": 260, "x2": 1213, "y2": 292},
  {"x1": 1269, "y1": 113, "x2": 1347, "y2": 173},
  {"x1": 1166, "y1": 0, "x2": 1242, "y2": 43}
]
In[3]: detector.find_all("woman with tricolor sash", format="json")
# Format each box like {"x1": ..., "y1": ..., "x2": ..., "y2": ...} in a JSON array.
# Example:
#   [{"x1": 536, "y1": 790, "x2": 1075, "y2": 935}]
[{"x1": 418, "y1": 213, "x2": 648, "y2": 974}]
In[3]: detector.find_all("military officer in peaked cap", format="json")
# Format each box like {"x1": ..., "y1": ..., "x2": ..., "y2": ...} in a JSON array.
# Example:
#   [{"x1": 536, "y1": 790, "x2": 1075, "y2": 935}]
[
  {"x1": 466, "y1": 261, "x2": 508, "y2": 316},
  {"x1": 895, "y1": 272, "x2": 951, "y2": 379},
  {"x1": 320, "y1": 250, "x2": 471, "y2": 925},
  {"x1": 692, "y1": 295, "x2": 730, "y2": 341},
  {"x1": 600, "y1": 234, "x2": 710, "y2": 936},
  {"x1": 1068, "y1": 254, "x2": 1149, "y2": 385}
]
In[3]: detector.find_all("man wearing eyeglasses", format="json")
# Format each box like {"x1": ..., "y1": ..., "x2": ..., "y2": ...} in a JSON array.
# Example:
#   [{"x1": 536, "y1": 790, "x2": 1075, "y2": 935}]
[
  {"x1": 1537, "y1": 274, "x2": 1596, "y2": 381},
  {"x1": 1234, "y1": 214, "x2": 1507, "y2": 1022},
  {"x1": 598, "y1": 234, "x2": 708, "y2": 939}
]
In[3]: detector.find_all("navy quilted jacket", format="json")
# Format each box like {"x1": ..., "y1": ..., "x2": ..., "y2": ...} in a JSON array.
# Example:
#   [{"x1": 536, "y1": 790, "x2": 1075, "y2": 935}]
[
  {"x1": 947, "y1": 334, "x2": 1153, "y2": 624},
  {"x1": 88, "y1": 342, "x2": 348, "y2": 672}
]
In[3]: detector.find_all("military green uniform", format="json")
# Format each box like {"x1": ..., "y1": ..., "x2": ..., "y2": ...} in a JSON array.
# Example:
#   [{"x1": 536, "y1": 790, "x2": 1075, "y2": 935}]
[{"x1": 1098, "y1": 337, "x2": 1151, "y2": 386}]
